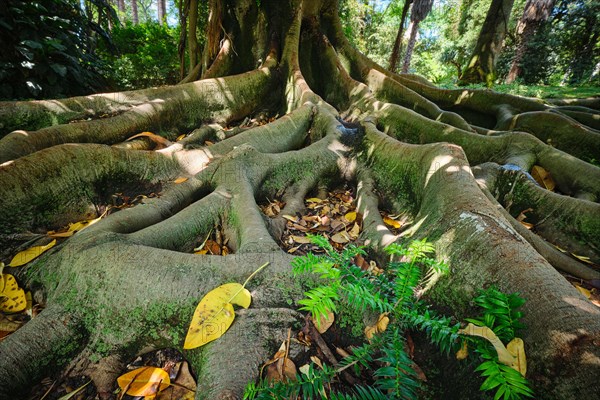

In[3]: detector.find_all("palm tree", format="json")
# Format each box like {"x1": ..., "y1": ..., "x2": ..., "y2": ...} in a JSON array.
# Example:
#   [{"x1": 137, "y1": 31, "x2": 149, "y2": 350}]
[{"x1": 401, "y1": 0, "x2": 434, "y2": 73}]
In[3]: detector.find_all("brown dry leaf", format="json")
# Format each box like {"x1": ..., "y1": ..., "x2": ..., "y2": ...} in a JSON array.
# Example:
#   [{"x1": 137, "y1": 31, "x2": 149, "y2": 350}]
[
  {"x1": 204, "y1": 140, "x2": 214, "y2": 146},
  {"x1": 126, "y1": 132, "x2": 172, "y2": 149},
  {"x1": 205, "y1": 240, "x2": 221, "y2": 255},
  {"x1": 310, "y1": 356, "x2": 324, "y2": 370},
  {"x1": 516, "y1": 208, "x2": 534, "y2": 230},
  {"x1": 335, "y1": 347, "x2": 351, "y2": 358},
  {"x1": 157, "y1": 361, "x2": 196, "y2": 400},
  {"x1": 531, "y1": 165, "x2": 555, "y2": 191},
  {"x1": 312, "y1": 310, "x2": 335, "y2": 334},
  {"x1": 282, "y1": 215, "x2": 298, "y2": 223},
  {"x1": 349, "y1": 223, "x2": 360, "y2": 239},
  {"x1": 331, "y1": 231, "x2": 350, "y2": 244},
  {"x1": 264, "y1": 341, "x2": 297, "y2": 383},
  {"x1": 383, "y1": 216, "x2": 402, "y2": 229},
  {"x1": 287, "y1": 246, "x2": 300, "y2": 254},
  {"x1": 291, "y1": 235, "x2": 311, "y2": 244},
  {"x1": 174, "y1": 177, "x2": 188, "y2": 184},
  {"x1": 355, "y1": 254, "x2": 370, "y2": 271}
]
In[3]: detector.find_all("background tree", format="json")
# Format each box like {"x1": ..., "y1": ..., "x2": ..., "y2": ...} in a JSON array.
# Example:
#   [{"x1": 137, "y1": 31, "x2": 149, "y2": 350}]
[
  {"x1": 505, "y1": 0, "x2": 555, "y2": 83},
  {"x1": 459, "y1": 0, "x2": 516, "y2": 86},
  {"x1": 132, "y1": 0, "x2": 139, "y2": 24},
  {"x1": 388, "y1": 0, "x2": 412, "y2": 72},
  {"x1": 401, "y1": 0, "x2": 434, "y2": 73},
  {"x1": 0, "y1": 0, "x2": 599, "y2": 398}
]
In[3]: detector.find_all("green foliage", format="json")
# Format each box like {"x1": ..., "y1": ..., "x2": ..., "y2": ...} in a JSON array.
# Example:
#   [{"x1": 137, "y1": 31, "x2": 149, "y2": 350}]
[
  {"x1": 466, "y1": 287, "x2": 525, "y2": 342},
  {"x1": 0, "y1": 0, "x2": 112, "y2": 99},
  {"x1": 465, "y1": 287, "x2": 533, "y2": 400},
  {"x1": 247, "y1": 236, "x2": 459, "y2": 399},
  {"x1": 97, "y1": 22, "x2": 180, "y2": 90}
]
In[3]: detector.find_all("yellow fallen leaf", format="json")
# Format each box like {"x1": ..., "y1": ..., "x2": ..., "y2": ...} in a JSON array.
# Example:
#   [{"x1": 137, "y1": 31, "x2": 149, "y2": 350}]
[
  {"x1": 174, "y1": 177, "x2": 188, "y2": 184},
  {"x1": 506, "y1": 338, "x2": 527, "y2": 376},
  {"x1": 0, "y1": 274, "x2": 26, "y2": 313},
  {"x1": 456, "y1": 341, "x2": 469, "y2": 360},
  {"x1": 9, "y1": 239, "x2": 57, "y2": 267},
  {"x1": 344, "y1": 211, "x2": 357, "y2": 222},
  {"x1": 117, "y1": 367, "x2": 170, "y2": 397},
  {"x1": 574, "y1": 284, "x2": 592, "y2": 298},
  {"x1": 383, "y1": 216, "x2": 401, "y2": 229},
  {"x1": 48, "y1": 216, "x2": 102, "y2": 238},
  {"x1": 156, "y1": 362, "x2": 196, "y2": 400},
  {"x1": 531, "y1": 165, "x2": 555, "y2": 191},
  {"x1": 306, "y1": 198, "x2": 322, "y2": 203},
  {"x1": 364, "y1": 313, "x2": 389, "y2": 341},
  {"x1": 176, "y1": 134, "x2": 187, "y2": 141},
  {"x1": 184, "y1": 282, "x2": 251, "y2": 349},
  {"x1": 459, "y1": 323, "x2": 526, "y2": 375},
  {"x1": 571, "y1": 254, "x2": 593, "y2": 265}
]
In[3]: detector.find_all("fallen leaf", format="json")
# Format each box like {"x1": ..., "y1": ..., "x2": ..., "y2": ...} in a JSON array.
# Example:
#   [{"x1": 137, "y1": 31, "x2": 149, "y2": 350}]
[
  {"x1": 282, "y1": 215, "x2": 298, "y2": 223},
  {"x1": 306, "y1": 198, "x2": 322, "y2": 203},
  {"x1": 330, "y1": 231, "x2": 350, "y2": 244},
  {"x1": 310, "y1": 356, "x2": 324, "y2": 370},
  {"x1": 157, "y1": 361, "x2": 196, "y2": 400},
  {"x1": 506, "y1": 338, "x2": 527, "y2": 376},
  {"x1": 383, "y1": 216, "x2": 402, "y2": 229},
  {"x1": 57, "y1": 380, "x2": 91, "y2": 400},
  {"x1": 456, "y1": 341, "x2": 469, "y2": 360},
  {"x1": 571, "y1": 254, "x2": 594, "y2": 265},
  {"x1": 174, "y1": 177, "x2": 188, "y2": 184},
  {"x1": 531, "y1": 165, "x2": 555, "y2": 191},
  {"x1": 48, "y1": 217, "x2": 102, "y2": 238},
  {"x1": 459, "y1": 323, "x2": 525, "y2": 375},
  {"x1": 574, "y1": 284, "x2": 592, "y2": 298},
  {"x1": 176, "y1": 134, "x2": 187, "y2": 141},
  {"x1": 291, "y1": 235, "x2": 311, "y2": 244},
  {"x1": 344, "y1": 211, "x2": 357, "y2": 222},
  {"x1": 349, "y1": 223, "x2": 360, "y2": 239},
  {"x1": 364, "y1": 313, "x2": 389, "y2": 341},
  {"x1": 117, "y1": 367, "x2": 170, "y2": 397},
  {"x1": 184, "y1": 283, "x2": 251, "y2": 349},
  {"x1": 312, "y1": 311, "x2": 335, "y2": 333},
  {"x1": 0, "y1": 274, "x2": 26, "y2": 313},
  {"x1": 9, "y1": 239, "x2": 57, "y2": 267},
  {"x1": 516, "y1": 208, "x2": 534, "y2": 230},
  {"x1": 126, "y1": 132, "x2": 172, "y2": 149}
]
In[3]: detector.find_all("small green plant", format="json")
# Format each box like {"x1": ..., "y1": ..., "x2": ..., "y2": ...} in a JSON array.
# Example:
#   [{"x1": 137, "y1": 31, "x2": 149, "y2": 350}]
[
  {"x1": 463, "y1": 287, "x2": 534, "y2": 400},
  {"x1": 245, "y1": 236, "x2": 459, "y2": 399},
  {"x1": 244, "y1": 237, "x2": 533, "y2": 400}
]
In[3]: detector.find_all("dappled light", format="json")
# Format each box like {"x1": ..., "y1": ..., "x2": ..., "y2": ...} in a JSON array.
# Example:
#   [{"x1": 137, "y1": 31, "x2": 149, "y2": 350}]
[{"x1": 0, "y1": 0, "x2": 598, "y2": 399}]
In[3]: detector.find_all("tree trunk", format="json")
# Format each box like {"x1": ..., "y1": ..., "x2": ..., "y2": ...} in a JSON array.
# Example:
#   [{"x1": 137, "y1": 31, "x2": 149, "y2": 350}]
[
  {"x1": 131, "y1": 0, "x2": 139, "y2": 24},
  {"x1": 388, "y1": 0, "x2": 412, "y2": 73},
  {"x1": 401, "y1": 20, "x2": 419, "y2": 73},
  {"x1": 188, "y1": 0, "x2": 200, "y2": 72},
  {"x1": 505, "y1": 0, "x2": 555, "y2": 84},
  {"x1": 459, "y1": 0, "x2": 515, "y2": 86},
  {"x1": 157, "y1": 0, "x2": 167, "y2": 25},
  {"x1": 0, "y1": 0, "x2": 599, "y2": 399},
  {"x1": 117, "y1": 0, "x2": 125, "y2": 13}
]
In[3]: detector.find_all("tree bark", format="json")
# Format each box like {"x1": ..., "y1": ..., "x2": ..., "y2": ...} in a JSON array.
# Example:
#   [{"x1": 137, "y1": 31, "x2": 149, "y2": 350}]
[
  {"x1": 459, "y1": 0, "x2": 515, "y2": 86},
  {"x1": 388, "y1": 0, "x2": 412, "y2": 73},
  {"x1": 401, "y1": 20, "x2": 419, "y2": 73},
  {"x1": 505, "y1": 0, "x2": 555, "y2": 84},
  {"x1": 0, "y1": 0, "x2": 599, "y2": 399},
  {"x1": 131, "y1": 0, "x2": 139, "y2": 24}
]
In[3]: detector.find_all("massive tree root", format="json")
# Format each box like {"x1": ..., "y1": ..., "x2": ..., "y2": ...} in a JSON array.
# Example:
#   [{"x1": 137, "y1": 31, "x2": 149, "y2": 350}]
[{"x1": 0, "y1": 0, "x2": 599, "y2": 399}]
